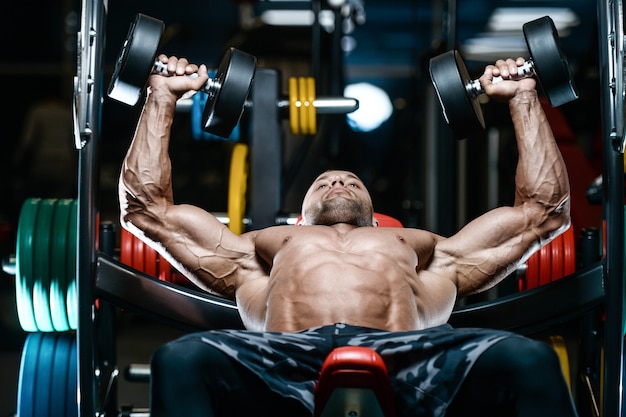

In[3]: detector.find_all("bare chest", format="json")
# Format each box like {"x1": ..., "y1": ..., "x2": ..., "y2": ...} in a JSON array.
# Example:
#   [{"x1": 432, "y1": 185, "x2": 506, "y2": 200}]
[{"x1": 256, "y1": 225, "x2": 425, "y2": 267}]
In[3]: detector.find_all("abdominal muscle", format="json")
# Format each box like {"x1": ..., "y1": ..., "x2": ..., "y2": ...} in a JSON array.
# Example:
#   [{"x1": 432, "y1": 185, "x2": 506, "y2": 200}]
[{"x1": 260, "y1": 236, "x2": 456, "y2": 332}]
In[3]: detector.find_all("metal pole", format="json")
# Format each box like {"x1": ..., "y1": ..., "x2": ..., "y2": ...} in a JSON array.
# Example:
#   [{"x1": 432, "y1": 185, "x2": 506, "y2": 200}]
[
  {"x1": 73, "y1": 0, "x2": 105, "y2": 414},
  {"x1": 425, "y1": 0, "x2": 457, "y2": 236},
  {"x1": 597, "y1": 1, "x2": 625, "y2": 416},
  {"x1": 250, "y1": 69, "x2": 282, "y2": 230}
]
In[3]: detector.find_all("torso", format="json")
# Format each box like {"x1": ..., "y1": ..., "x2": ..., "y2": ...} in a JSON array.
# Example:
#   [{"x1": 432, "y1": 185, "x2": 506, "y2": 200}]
[{"x1": 236, "y1": 224, "x2": 458, "y2": 332}]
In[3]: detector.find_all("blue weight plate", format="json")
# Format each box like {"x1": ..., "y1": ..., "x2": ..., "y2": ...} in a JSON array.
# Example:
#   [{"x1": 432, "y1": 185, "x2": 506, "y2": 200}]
[
  {"x1": 50, "y1": 333, "x2": 72, "y2": 415},
  {"x1": 33, "y1": 333, "x2": 56, "y2": 417},
  {"x1": 17, "y1": 332, "x2": 43, "y2": 417},
  {"x1": 67, "y1": 334, "x2": 78, "y2": 417},
  {"x1": 50, "y1": 199, "x2": 72, "y2": 331},
  {"x1": 19, "y1": 333, "x2": 76, "y2": 417},
  {"x1": 33, "y1": 199, "x2": 56, "y2": 332},
  {"x1": 16, "y1": 199, "x2": 40, "y2": 332}
]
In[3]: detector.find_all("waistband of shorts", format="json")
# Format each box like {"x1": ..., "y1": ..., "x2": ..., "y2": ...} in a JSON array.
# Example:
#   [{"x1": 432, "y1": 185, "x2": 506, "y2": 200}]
[{"x1": 299, "y1": 323, "x2": 387, "y2": 335}]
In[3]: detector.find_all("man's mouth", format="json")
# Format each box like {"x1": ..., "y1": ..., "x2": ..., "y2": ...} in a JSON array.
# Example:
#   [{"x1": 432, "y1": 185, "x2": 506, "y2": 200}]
[{"x1": 327, "y1": 188, "x2": 349, "y2": 197}]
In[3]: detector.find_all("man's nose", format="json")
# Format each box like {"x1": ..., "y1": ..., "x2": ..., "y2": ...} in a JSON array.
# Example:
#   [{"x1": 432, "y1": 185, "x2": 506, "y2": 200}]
[{"x1": 331, "y1": 179, "x2": 345, "y2": 187}]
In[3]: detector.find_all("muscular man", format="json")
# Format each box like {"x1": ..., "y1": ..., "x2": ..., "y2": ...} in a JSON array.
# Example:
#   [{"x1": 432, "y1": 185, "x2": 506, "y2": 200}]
[{"x1": 119, "y1": 54, "x2": 576, "y2": 417}]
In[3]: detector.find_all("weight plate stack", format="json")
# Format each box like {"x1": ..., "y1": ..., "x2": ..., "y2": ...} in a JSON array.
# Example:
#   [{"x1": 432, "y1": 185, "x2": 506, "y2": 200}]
[
  {"x1": 15, "y1": 198, "x2": 78, "y2": 332},
  {"x1": 522, "y1": 224, "x2": 576, "y2": 291},
  {"x1": 17, "y1": 332, "x2": 78, "y2": 417},
  {"x1": 119, "y1": 227, "x2": 173, "y2": 282},
  {"x1": 289, "y1": 76, "x2": 317, "y2": 135}
]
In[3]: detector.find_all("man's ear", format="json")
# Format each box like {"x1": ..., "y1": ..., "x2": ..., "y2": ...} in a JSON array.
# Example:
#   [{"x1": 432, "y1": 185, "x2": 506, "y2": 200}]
[
  {"x1": 372, "y1": 216, "x2": 379, "y2": 227},
  {"x1": 296, "y1": 215, "x2": 305, "y2": 226}
]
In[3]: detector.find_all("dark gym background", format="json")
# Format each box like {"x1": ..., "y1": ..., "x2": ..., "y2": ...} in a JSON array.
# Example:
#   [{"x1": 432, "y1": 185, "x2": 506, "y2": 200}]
[{"x1": 0, "y1": 0, "x2": 601, "y2": 415}]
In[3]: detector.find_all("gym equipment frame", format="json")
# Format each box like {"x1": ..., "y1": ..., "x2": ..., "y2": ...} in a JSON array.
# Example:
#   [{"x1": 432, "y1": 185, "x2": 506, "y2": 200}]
[{"x1": 64, "y1": 0, "x2": 625, "y2": 416}]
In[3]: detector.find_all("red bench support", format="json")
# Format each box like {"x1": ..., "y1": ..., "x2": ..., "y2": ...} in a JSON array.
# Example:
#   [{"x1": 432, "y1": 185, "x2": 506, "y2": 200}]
[{"x1": 314, "y1": 346, "x2": 396, "y2": 417}]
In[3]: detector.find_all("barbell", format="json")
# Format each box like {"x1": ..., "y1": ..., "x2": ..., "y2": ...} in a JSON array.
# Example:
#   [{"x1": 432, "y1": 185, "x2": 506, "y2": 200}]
[
  {"x1": 107, "y1": 13, "x2": 257, "y2": 139},
  {"x1": 429, "y1": 15, "x2": 579, "y2": 139}
]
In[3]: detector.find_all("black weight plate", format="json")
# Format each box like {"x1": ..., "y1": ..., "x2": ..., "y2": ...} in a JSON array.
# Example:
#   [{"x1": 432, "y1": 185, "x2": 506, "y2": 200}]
[
  {"x1": 523, "y1": 16, "x2": 578, "y2": 107},
  {"x1": 107, "y1": 13, "x2": 165, "y2": 106},
  {"x1": 202, "y1": 47, "x2": 257, "y2": 138},
  {"x1": 429, "y1": 50, "x2": 485, "y2": 139}
]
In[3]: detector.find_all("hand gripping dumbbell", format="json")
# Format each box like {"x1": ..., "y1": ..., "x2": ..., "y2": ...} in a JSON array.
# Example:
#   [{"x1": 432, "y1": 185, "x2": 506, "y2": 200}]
[
  {"x1": 107, "y1": 13, "x2": 256, "y2": 139},
  {"x1": 429, "y1": 15, "x2": 579, "y2": 139}
]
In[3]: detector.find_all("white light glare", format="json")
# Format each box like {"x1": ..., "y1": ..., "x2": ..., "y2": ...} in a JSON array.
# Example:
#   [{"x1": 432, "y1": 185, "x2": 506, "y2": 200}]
[
  {"x1": 344, "y1": 83, "x2": 393, "y2": 132},
  {"x1": 487, "y1": 8, "x2": 579, "y2": 32}
]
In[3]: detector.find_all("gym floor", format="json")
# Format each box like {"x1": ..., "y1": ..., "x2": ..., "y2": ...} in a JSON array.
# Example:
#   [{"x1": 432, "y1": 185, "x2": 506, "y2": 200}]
[{"x1": 0, "y1": 273, "x2": 187, "y2": 417}]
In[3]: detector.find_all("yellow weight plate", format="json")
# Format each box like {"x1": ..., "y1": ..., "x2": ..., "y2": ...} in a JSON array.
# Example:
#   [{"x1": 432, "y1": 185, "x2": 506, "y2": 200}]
[
  {"x1": 289, "y1": 77, "x2": 300, "y2": 135},
  {"x1": 228, "y1": 143, "x2": 249, "y2": 235},
  {"x1": 305, "y1": 77, "x2": 316, "y2": 135},
  {"x1": 548, "y1": 335, "x2": 571, "y2": 392},
  {"x1": 298, "y1": 77, "x2": 309, "y2": 136}
]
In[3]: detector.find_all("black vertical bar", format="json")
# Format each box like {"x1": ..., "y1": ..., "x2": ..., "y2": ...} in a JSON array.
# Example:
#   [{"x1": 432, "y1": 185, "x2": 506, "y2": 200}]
[
  {"x1": 250, "y1": 69, "x2": 282, "y2": 229},
  {"x1": 75, "y1": 0, "x2": 105, "y2": 415},
  {"x1": 96, "y1": 222, "x2": 118, "y2": 415},
  {"x1": 601, "y1": 133, "x2": 625, "y2": 417},
  {"x1": 311, "y1": 0, "x2": 321, "y2": 82},
  {"x1": 597, "y1": 1, "x2": 625, "y2": 416},
  {"x1": 426, "y1": 0, "x2": 457, "y2": 237}
]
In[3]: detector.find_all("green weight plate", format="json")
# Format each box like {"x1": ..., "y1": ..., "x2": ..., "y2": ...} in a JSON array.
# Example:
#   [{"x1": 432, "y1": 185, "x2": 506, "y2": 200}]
[
  {"x1": 17, "y1": 332, "x2": 43, "y2": 417},
  {"x1": 50, "y1": 199, "x2": 72, "y2": 332},
  {"x1": 16, "y1": 199, "x2": 40, "y2": 332},
  {"x1": 523, "y1": 16, "x2": 578, "y2": 107},
  {"x1": 33, "y1": 199, "x2": 56, "y2": 332},
  {"x1": 429, "y1": 50, "x2": 485, "y2": 139},
  {"x1": 66, "y1": 200, "x2": 78, "y2": 330},
  {"x1": 107, "y1": 13, "x2": 165, "y2": 106},
  {"x1": 202, "y1": 47, "x2": 257, "y2": 138}
]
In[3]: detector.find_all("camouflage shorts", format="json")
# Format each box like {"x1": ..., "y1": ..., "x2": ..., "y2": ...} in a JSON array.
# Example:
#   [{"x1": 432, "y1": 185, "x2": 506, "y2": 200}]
[{"x1": 188, "y1": 323, "x2": 518, "y2": 417}]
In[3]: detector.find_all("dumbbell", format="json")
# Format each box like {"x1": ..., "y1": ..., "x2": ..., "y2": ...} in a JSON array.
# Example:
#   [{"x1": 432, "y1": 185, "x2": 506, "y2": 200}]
[
  {"x1": 107, "y1": 13, "x2": 257, "y2": 139},
  {"x1": 429, "y1": 15, "x2": 579, "y2": 139}
]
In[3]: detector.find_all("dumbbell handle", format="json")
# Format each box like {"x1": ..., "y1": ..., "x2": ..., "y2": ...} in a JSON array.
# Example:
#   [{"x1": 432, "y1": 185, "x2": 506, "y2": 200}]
[
  {"x1": 153, "y1": 60, "x2": 219, "y2": 96},
  {"x1": 466, "y1": 59, "x2": 535, "y2": 98}
]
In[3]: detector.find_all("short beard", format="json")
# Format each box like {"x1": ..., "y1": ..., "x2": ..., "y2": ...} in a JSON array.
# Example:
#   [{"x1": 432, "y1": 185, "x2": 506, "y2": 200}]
[{"x1": 305, "y1": 197, "x2": 373, "y2": 227}]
